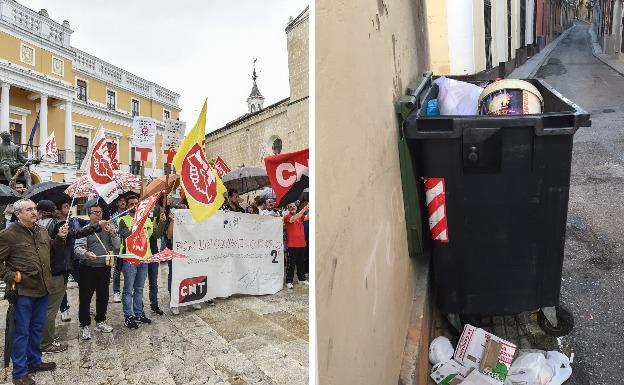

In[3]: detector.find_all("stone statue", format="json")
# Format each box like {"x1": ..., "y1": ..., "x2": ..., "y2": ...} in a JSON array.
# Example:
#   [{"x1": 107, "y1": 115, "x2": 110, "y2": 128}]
[{"x1": 0, "y1": 131, "x2": 40, "y2": 187}]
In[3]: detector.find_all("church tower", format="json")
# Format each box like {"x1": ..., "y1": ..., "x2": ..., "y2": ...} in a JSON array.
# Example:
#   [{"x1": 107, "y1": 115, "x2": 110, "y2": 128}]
[{"x1": 247, "y1": 59, "x2": 265, "y2": 113}]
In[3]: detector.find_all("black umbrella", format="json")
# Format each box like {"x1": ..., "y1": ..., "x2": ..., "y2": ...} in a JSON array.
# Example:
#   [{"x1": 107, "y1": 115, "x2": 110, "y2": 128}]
[
  {"x1": 3, "y1": 284, "x2": 16, "y2": 381},
  {"x1": 0, "y1": 185, "x2": 21, "y2": 206},
  {"x1": 222, "y1": 167, "x2": 269, "y2": 194},
  {"x1": 22, "y1": 181, "x2": 70, "y2": 204}
]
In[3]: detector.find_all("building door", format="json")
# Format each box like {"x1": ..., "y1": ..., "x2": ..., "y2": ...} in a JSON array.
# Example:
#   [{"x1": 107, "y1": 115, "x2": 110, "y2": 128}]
[
  {"x1": 520, "y1": 0, "x2": 526, "y2": 47},
  {"x1": 507, "y1": 0, "x2": 512, "y2": 60},
  {"x1": 485, "y1": 0, "x2": 493, "y2": 69}
]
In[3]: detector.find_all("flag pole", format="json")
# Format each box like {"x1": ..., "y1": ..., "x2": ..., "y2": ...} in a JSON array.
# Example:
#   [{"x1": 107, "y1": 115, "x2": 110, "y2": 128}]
[
  {"x1": 65, "y1": 193, "x2": 76, "y2": 222},
  {"x1": 140, "y1": 161, "x2": 145, "y2": 197}
]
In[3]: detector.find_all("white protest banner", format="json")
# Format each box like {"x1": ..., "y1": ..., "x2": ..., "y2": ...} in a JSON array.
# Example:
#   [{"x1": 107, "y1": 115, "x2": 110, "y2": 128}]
[
  {"x1": 171, "y1": 210, "x2": 284, "y2": 306},
  {"x1": 131, "y1": 116, "x2": 157, "y2": 148},
  {"x1": 162, "y1": 118, "x2": 186, "y2": 152}
]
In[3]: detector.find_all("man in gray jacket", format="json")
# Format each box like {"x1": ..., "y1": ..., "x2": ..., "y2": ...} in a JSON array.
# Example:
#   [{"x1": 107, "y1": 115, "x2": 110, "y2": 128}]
[{"x1": 73, "y1": 204, "x2": 120, "y2": 340}]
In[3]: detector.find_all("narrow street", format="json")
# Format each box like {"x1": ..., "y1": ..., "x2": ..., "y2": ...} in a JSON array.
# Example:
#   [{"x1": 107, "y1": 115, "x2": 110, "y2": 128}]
[{"x1": 535, "y1": 21, "x2": 624, "y2": 385}]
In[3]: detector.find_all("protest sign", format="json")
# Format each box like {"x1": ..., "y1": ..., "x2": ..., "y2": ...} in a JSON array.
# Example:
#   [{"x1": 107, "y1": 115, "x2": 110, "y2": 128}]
[
  {"x1": 131, "y1": 117, "x2": 157, "y2": 148},
  {"x1": 162, "y1": 118, "x2": 186, "y2": 152},
  {"x1": 171, "y1": 210, "x2": 284, "y2": 306}
]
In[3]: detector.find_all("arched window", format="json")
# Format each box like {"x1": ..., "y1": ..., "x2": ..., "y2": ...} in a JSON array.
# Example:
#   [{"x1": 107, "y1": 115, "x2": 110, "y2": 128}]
[
  {"x1": 272, "y1": 137, "x2": 282, "y2": 155},
  {"x1": 251, "y1": 105, "x2": 256, "y2": 112}
]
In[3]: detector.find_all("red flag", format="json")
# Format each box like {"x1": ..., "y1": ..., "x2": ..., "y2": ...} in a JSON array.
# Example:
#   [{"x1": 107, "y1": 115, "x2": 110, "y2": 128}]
[
  {"x1": 109, "y1": 142, "x2": 120, "y2": 171},
  {"x1": 124, "y1": 248, "x2": 189, "y2": 265},
  {"x1": 212, "y1": 155, "x2": 231, "y2": 179},
  {"x1": 264, "y1": 148, "x2": 308, "y2": 207},
  {"x1": 126, "y1": 191, "x2": 162, "y2": 259}
]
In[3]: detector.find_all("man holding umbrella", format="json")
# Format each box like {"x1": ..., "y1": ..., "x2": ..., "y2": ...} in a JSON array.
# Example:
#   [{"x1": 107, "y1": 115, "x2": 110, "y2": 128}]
[{"x1": 0, "y1": 199, "x2": 68, "y2": 385}]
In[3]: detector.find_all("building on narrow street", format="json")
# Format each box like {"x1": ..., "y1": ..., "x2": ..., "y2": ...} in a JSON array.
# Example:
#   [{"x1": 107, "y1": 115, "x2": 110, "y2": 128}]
[
  {"x1": 204, "y1": 7, "x2": 309, "y2": 169},
  {"x1": 593, "y1": 0, "x2": 624, "y2": 58},
  {"x1": 426, "y1": 0, "x2": 577, "y2": 79},
  {"x1": 0, "y1": 0, "x2": 180, "y2": 184}
]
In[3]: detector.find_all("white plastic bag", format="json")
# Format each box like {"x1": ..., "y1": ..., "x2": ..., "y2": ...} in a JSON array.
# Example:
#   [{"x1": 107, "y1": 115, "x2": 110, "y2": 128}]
[
  {"x1": 545, "y1": 351, "x2": 572, "y2": 385},
  {"x1": 505, "y1": 352, "x2": 554, "y2": 385},
  {"x1": 432, "y1": 77, "x2": 484, "y2": 115},
  {"x1": 429, "y1": 336, "x2": 454, "y2": 365}
]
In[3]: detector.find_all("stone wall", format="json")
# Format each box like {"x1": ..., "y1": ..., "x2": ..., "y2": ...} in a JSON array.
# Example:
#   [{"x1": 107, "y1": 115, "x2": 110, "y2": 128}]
[
  {"x1": 205, "y1": 101, "x2": 288, "y2": 168},
  {"x1": 287, "y1": 9, "x2": 309, "y2": 104}
]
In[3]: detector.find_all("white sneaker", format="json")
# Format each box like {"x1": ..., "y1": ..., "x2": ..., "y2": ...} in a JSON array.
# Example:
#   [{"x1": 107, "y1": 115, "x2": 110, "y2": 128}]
[
  {"x1": 95, "y1": 322, "x2": 113, "y2": 333},
  {"x1": 113, "y1": 292, "x2": 121, "y2": 303},
  {"x1": 60, "y1": 309, "x2": 71, "y2": 322},
  {"x1": 80, "y1": 326, "x2": 91, "y2": 340},
  {"x1": 286, "y1": 283, "x2": 294, "y2": 289},
  {"x1": 300, "y1": 280, "x2": 310, "y2": 287},
  {"x1": 171, "y1": 307, "x2": 180, "y2": 315},
  {"x1": 192, "y1": 303, "x2": 202, "y2": 310}
]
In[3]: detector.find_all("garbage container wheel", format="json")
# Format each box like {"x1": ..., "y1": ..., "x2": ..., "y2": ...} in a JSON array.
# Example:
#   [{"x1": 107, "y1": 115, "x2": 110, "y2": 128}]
[{"x1": 538, "y1": 305, "x2": 574, "y2": 337}]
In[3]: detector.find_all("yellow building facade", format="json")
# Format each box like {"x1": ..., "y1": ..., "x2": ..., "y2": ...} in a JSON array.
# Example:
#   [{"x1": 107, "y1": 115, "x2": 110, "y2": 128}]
[{"x1": 0, "y1": 0, "x2": 181, "y2": 184}]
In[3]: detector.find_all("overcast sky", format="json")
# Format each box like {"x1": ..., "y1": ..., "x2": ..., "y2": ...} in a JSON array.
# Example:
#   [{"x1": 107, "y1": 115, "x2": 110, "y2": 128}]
[{"x1": 17, "y1": 0, "x2": 308, "y2": 132}]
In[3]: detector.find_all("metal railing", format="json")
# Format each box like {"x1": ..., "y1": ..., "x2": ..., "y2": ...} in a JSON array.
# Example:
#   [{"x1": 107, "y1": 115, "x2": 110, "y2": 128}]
[
  {"x1": 17, "y1": 145, "x2": 73, "y2": 165},
  {"x1": 18, "y1": 144, "x2": 41, "y2": 160}
]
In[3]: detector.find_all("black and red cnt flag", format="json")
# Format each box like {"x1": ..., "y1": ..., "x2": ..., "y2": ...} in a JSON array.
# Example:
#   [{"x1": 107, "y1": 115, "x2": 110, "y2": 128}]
[{"x1": 264, "y1": 148, "x2": 308, "y2": 207}]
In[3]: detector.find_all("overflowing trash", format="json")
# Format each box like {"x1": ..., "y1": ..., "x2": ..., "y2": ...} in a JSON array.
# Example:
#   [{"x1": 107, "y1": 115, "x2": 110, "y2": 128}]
[
  {"x1": 426, "y1": 77, "x2": 544, "y2": 117},
  {"x1": 429, "y1": 325, "x2": 573, "y2": 385}
]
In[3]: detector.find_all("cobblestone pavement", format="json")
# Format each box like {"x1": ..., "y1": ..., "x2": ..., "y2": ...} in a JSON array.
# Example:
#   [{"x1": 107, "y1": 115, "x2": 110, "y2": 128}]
[{"x1": 0, "y1": 264, "x2": 309, "y2": 385}]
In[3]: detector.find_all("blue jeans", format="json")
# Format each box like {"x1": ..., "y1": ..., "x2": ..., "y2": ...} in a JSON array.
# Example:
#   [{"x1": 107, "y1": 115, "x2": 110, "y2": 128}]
[
  {"x1": 147, "y1": 262, "x2": 159, "y2": 308},
  {"x1": 12, "y1": 295, "x2": 48, "y2": 378},
  {"x1": 121, "y1": 263, "x2": 148, "y2": 318}
]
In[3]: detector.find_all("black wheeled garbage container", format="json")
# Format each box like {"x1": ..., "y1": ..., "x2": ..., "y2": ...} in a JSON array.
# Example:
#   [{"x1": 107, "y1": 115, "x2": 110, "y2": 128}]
[{"x1": 403, "y1": 77, "x2": 590, "y2": 316}]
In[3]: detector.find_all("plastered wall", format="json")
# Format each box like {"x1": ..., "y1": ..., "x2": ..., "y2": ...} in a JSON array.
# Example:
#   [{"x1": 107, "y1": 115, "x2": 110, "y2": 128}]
[{"x1": 316, "y1": 0, "x2": 429, "y2": 384}]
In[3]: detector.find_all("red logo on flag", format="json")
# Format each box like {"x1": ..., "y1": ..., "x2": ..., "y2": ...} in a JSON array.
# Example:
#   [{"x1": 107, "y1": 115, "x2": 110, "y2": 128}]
[
  {"x1": 109, "y1": 142, "x2": 120, "y2": 171},
  {"x1": 181, "y1": 144, "x2": 218, "y2": 205},
  {"x1": 90, "y1": 138, "x2": 114, "y2": 185}
]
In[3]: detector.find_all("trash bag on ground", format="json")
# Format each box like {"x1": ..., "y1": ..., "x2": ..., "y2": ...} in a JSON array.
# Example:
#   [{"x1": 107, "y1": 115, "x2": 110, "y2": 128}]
[
  {"x1": 430, "y1": 336, "x2": 455, "y2": 365},
  {"x1": 545, "y1": 351, "x2": 572, "y2": 385},
  {"x1": 432, "y1": 77, "x2": 484, "y2": 115},
  {"x1": 505, "y1": 352, "x2": 554, "y2": 385}
]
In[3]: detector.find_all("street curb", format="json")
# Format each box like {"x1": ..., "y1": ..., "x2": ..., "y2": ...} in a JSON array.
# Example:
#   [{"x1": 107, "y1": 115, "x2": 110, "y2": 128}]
[
  {"x1": 587, "y1": 24, "x2": 624, "y2": 77},
  {"x1": 398, "y1": 256, "x2": 432, "y2": 385},
  {"x1": 527, "y1": 27, "x2": 574, "y2": 78}
]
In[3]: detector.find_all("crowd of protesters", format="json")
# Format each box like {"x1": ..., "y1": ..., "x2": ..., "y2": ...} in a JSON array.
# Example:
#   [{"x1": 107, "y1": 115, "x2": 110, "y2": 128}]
[{"x1": 0, "y1": 184, "x2": 308, "y2": 385}]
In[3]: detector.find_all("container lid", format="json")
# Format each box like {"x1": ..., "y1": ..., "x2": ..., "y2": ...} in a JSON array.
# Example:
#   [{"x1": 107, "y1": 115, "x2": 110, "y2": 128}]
[{"x1": 478, "y1": 79, "x2": 544, "y2": 105}]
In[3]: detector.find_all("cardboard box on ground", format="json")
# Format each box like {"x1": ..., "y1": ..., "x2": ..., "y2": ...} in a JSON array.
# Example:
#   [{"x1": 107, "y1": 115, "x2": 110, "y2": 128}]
[
  {"x1": 431, "y1": 324, "x2": 517, "y2": 385},
  {"x1": 429, "y1": 324, "x2": 572, "y2": 385}
]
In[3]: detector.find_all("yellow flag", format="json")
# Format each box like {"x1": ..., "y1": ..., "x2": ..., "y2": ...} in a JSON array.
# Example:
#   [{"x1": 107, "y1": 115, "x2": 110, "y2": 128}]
[{"x1": 172, "y1": 100, "x2": 226, "y2": 222}]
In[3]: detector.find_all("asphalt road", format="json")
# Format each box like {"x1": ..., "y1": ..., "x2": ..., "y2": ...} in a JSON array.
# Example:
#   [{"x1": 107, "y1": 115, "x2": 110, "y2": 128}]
[{"x1": 534, "y1": 22, "x2": 624, "y2": 385}]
